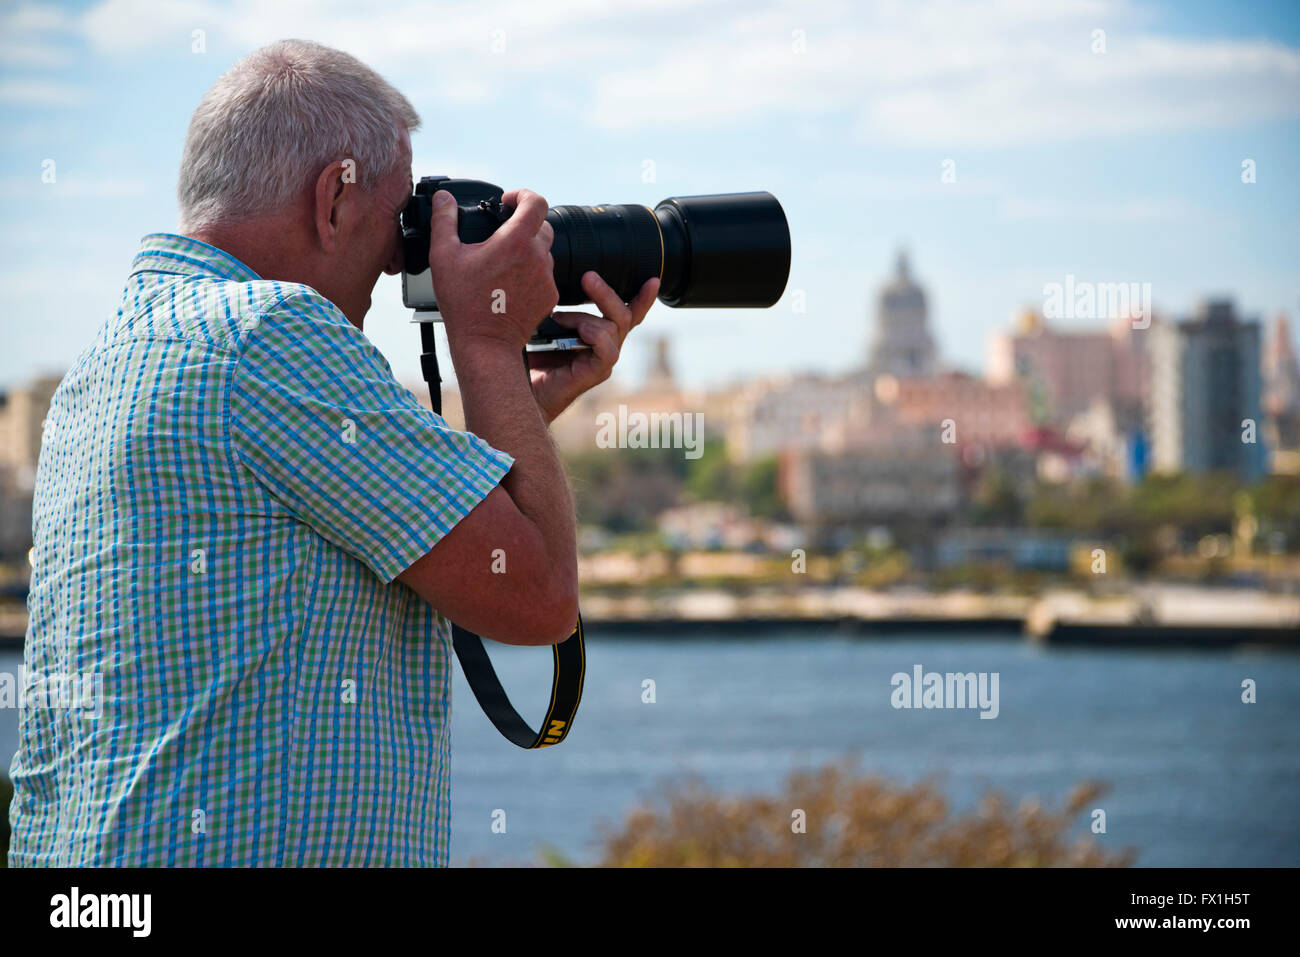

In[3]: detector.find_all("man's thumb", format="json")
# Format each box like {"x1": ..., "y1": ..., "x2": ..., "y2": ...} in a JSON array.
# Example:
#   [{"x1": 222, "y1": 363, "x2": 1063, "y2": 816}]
[{"x1": 428, "y1": 191, "x2": 460, "y2": 253}]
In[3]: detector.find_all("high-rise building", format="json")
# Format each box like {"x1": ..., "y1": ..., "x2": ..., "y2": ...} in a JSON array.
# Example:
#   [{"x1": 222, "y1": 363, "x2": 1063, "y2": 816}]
[
  {"x1": 866, "y1": 250, "x2": 937, "y2": 378},
  {"x1": 1262, "y1": 313, "x2": 1300, "y2": 450},
  {"x1": 1148, "y1": 300, "x2": 1265, "y2": 480},
  {"x1": 986, "y1": 309, "x2": 1148, "y2": 425}
]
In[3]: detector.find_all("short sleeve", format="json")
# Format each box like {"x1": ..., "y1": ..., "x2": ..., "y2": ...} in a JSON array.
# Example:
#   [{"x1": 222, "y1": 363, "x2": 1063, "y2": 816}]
[{"x1": 230, "y1": 287, "x2": 514, "y2": 583}]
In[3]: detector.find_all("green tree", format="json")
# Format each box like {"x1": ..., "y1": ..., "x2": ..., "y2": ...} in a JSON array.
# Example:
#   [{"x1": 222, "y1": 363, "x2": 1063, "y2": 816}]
[
  {"x1": 968, "y1": 466, "x2": 1025, "y2": 526},
  {"x1": 1246, "y1": 475, "x2": 1300, "y2": 550},
  {"x1": 686, "y1": 444, "x2": 786, "y2": 519},
  {"x1": 684, "y1": 441, "x2": 735, "y2": 501},
  {"x1": 565, "y1": 445, "x2": 686, "y2": 533}
]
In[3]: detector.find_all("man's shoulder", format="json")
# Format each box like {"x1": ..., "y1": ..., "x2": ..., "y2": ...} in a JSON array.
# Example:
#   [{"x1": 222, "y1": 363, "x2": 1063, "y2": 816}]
[
  {"x1": 109, "y1": 273, "x2": 345, "y2": 357},
  {"x1": 229, "y1": 280, "x2": 349, "y2": 344},
  {"x1": 229, "y1": 281, "x2": 398, "y2": 389}
]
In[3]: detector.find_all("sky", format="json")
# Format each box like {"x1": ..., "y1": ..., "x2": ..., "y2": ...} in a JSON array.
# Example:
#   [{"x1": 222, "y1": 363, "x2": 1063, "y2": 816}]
[{"x1": 1, "y1": 0, "x2": 1298, "y2": 393}]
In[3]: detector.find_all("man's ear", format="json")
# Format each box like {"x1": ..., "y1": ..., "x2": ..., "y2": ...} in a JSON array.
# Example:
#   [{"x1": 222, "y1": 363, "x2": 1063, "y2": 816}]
[{"x1": 312, "y1": 160, "x2": 352, "y2": 254}]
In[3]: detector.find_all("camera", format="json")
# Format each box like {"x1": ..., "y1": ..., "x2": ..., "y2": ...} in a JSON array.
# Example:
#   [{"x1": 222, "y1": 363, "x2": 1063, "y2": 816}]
[{"x1": 400, "y1": 176, "x2": 791, "y2": 349}]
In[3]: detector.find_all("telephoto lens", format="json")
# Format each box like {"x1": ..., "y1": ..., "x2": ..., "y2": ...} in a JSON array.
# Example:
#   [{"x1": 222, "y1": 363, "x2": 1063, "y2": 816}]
[
  {"x1": 545, "y1": 191, "x2": 791, "y2": 308},
  {"x1": 401, "y1": 177, "x2": 791, "y2": 332}
]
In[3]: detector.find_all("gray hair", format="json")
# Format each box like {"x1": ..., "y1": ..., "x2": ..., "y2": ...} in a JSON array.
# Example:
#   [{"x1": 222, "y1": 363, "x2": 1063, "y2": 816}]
[{"x1": 178, "y1": 39, "x2": 420, "y2": 230}]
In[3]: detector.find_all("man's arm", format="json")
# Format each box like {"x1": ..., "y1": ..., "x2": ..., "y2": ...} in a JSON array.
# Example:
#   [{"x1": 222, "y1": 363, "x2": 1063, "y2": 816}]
[
  {"x1": 397, "y1": 189, "x2": 579, "y2": 646},
  {"x1": 398, "y1": 346, "x2": 579, "y2": 647}
]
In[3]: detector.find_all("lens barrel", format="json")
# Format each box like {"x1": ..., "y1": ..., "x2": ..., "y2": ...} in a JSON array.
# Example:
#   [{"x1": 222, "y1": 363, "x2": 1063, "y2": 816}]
[
  {"x1": 546, "y1": 204, "x2": 664, "y2": 306},
  {"x1": 545, "y1": 192, "x2": 789, "y2": 308},
  {"x1": 653, "y1": 192, "x2": 790, "y2": 308},
  {"x1": 401, "y1": 179, "x2": 791, "y2": 313}
]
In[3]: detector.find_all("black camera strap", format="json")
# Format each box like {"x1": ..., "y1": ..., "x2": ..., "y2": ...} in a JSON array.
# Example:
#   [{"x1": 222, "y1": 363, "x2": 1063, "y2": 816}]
[{"x1": 418, "y1": 320, "x2": 585, "y2": 749}]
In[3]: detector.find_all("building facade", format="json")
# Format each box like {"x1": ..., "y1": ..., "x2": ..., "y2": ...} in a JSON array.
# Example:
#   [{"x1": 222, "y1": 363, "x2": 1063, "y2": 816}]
[
  {"x1": 779, "y1": 427, "x2": 964, "y2": 547},
  {"x1": 866, "y1": 251, "x2": 937, "y2": 378},
  {"x1": 1148, "y1": 300, "x2": 1265, "y2": 480},
  {"x1": 986, "y1": 309, "x2": 1147, "y2": 425}
]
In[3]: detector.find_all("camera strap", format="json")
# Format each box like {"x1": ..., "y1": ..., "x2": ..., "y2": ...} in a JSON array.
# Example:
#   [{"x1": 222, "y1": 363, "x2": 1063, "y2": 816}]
[
  {"x1": 450, "y1": 618, "x2": 585, "y2": 749},
  {"x1": 419, "y1": 321, "x2": 585, "y2": 749}
]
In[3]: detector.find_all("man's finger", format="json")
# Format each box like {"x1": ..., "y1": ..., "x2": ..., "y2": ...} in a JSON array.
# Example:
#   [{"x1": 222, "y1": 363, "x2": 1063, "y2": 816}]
[
  {"x1": 578, "y1": 317, "x2": 619, "y2": 364},
  {"x1": 428, "y1": 190, "x2": 461, "y2": 258},
  {"x1": 547, "y1": 310, "x2": 602, "y2": 329},
  {"x1": 629, "y1": 277, "x2": 660, "y2": 327},
  {"x1": 581, "y1": 271, "x2": 632, "y2": 336},
  {"x1": 495, "y1": 189, "x2": 549, "y2": 245}
]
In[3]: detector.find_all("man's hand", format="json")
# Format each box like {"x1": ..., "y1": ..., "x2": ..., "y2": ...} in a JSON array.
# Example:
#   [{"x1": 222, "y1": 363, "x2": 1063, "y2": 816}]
[
  {"x1": 409, "y1": 186, "x2": 579, "y2": 646},
  {"x1": 529, "y1": 271, "x2": 660, "y2": 423},
  {"x1": 428, "y1": 187, "x2": 559, "y2": 352}
]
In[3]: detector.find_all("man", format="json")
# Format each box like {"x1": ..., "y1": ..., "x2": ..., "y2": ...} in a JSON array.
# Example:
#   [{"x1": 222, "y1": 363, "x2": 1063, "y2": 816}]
[{"x1": 8, "y1": 39, "x2": 657, "y2": 867}]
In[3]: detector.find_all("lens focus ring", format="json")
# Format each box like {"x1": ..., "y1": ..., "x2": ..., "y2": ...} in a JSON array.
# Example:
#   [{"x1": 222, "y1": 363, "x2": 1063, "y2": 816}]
[
  {"x1": 555, "y1": 205, "x2": 595, "y2": 302},
  {"x1": 631, "y1": 206, "x2": 663, "y2": 287}
]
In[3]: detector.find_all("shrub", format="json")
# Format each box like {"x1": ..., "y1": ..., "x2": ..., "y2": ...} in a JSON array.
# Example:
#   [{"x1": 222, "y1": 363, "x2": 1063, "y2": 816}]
[{"x1": 593, "y1": 761, "x2": 1135, "y2": 867}]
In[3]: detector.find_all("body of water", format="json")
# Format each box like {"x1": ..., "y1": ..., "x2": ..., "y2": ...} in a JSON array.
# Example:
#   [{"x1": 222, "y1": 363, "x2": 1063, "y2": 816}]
[{"x1": 3, "y1": 629, "x2": 1298, "y2": 866}]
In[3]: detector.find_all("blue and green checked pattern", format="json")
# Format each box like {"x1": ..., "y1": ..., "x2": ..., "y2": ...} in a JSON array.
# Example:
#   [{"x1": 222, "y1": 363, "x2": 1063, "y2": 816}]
[{"x1": 8, "y1": 233, "x2": 514, "y2": 866}]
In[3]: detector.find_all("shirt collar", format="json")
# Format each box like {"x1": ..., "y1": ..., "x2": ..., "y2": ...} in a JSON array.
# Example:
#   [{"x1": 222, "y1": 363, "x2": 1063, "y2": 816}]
[{"x1": 129, "y1": 232, "x2": 262, "y2": 284}]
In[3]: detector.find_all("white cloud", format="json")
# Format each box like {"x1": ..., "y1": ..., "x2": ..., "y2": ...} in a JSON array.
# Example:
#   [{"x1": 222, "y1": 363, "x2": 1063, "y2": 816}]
[
  {"x1": 0, "y1": 175, "x2": 152, "y2": 200},
  {"x1": 584, "y1": 1, "x2": 1300, "y2": 146},
  {"x1": 4, "y1": 0, "x2": 1296, "y2": 146},
  {"x1": 79, "y1": 0, "x2": 220, "y2": 54},
  {"x1": 0, "y1": 79, "x2": 84, "y2": 106},
  {"x1": 0, "y1": 3, "x2": 74, "y2": 68}
]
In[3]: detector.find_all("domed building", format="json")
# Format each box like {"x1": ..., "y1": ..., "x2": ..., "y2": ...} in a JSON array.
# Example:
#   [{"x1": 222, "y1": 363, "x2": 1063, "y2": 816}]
[{"x1": 867, "y1": 250, "x2": 937, "y2": 378}]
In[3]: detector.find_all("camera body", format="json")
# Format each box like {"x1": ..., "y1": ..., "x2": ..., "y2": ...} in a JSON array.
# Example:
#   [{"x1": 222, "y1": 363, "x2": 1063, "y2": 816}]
[
  {"x1": 400, "y1": 176, "x2": 510, "y2": 313},
  {"x1": 400, "y1": 175, "x2": 791, "y2": 348}
]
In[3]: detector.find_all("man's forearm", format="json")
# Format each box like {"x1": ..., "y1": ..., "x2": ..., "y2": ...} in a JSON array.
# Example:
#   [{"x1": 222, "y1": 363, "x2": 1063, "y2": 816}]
[{"x1": 448, "y1": 337, "x2": 578, "y2": 588}]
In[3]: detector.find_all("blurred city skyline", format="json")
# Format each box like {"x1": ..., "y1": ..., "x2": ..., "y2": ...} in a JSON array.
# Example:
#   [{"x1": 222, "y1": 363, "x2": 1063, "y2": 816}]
[{"x1": 2, "y1": 0, "x2": 1299, "y2": 392}]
